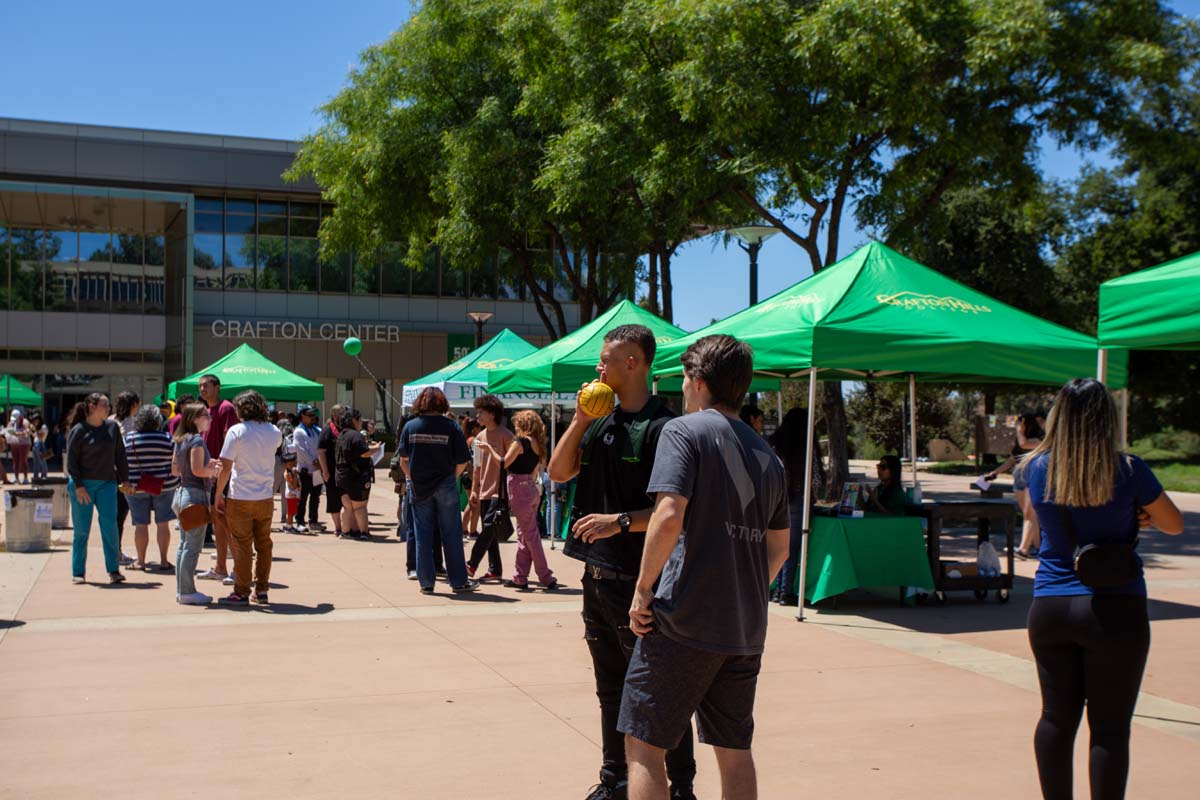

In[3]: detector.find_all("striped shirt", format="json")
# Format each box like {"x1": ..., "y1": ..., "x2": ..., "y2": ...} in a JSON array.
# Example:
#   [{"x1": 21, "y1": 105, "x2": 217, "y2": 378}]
[{"x1": 124, "y1": 431, "x2": 180, "y2": 490}]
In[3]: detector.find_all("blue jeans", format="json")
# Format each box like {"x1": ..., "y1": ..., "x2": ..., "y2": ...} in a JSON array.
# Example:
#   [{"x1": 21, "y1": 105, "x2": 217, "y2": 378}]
[
  {"x1": 69, "y1": 478, "x2": 119, "y2": 577},
  {"x1": 172, "y1": 486, "x2": 209, "y2": 596},
  {"x1": 411, "y1": 476, "x2": 469, "y2": 590},
  {"x1": 30, "y1": 443, "x2": 48, "y2": 481},
  {"x1": 405, "y1": 480, "x2": 444, "y2": 574},
  {"x1": 776, "y1": 492, "x2": 806, "y2": 599}
]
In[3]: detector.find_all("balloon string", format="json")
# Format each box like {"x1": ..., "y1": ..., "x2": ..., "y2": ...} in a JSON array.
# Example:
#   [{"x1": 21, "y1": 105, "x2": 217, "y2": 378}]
[{"x1": 353, "y1": 356, "x2": 404, "y2": 410}]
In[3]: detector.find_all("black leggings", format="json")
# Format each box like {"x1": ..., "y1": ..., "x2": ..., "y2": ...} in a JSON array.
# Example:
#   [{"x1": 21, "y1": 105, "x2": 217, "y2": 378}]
[{"x1": 1028, "y1": 594, "x2": 1150, "y2": 800}]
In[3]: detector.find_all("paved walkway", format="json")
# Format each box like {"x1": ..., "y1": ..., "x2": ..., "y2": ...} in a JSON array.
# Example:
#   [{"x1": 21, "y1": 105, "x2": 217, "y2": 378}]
[{"x1": 0, "y1": 469, "x2": 1197, "y2": 799}]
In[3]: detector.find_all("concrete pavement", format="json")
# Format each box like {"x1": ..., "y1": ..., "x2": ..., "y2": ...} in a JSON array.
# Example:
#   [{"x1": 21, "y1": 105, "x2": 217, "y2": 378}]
[{"x1": 0, "y1": 469, "x2": 1197, "y2": 799}]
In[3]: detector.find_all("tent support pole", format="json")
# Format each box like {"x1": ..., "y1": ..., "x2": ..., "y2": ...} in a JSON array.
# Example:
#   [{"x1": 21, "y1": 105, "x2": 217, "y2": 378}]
[
  {"x1": 776, "y1": 387, "x2": 784, "y2": 428},
  {"x1": 1120, "y1": 389, "x2": 1130, "y2": 451},
  {"x1": 652, "y1": 378, "x2": 659, "y2": 396},
  {"x1": 909, "y1": 373, "x2": 920, "y2": 495},
  {"x1": 1096, "y1": 349, "x2": 1109, "y2": 385},
  {"x1": 549, "y1": 400, "x2": 557, "y2": 551},
  {"x1": 796, "y1": 369, "x2": 818, "y2": 622}
]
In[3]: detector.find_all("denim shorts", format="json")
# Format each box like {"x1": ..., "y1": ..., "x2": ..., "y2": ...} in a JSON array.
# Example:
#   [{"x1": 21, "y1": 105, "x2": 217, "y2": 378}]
[{"x1": 127, "y1": 490, "x2": 177, "y2": 524}]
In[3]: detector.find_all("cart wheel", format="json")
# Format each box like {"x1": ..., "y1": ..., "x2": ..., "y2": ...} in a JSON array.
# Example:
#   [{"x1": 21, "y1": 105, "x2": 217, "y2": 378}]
[
  {"x1": 997, "y1": 588, "x2": 1010, "y2": 604},
  {"x1": 974, "y1": 589, "x2": 988, "y2": 601},
  {"x1": 934, "y1": 591, "x2": 947, "y2": 606}
]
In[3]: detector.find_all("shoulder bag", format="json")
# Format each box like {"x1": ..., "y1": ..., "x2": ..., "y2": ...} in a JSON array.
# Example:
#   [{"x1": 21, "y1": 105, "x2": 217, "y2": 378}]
[
  {"x1": 482, "y1": 462, "x2": 515, "y2": 543},
  {"x1": 177, "y1": 437, "x2": 211, "y2": 529},
  {"x1": 1057, "y1": 506, "x2": 1140, "y2": 589}
]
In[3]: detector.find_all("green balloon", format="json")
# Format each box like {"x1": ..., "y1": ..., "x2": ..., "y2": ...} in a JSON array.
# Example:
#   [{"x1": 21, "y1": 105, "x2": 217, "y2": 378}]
[{"x1": 343, "y1": 337, "x2": 363, "y2": 356}]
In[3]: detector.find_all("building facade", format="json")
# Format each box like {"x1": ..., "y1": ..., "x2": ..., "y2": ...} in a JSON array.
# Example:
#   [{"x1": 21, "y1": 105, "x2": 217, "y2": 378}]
[{"x1": 0, "y1": 117, "x2": 578, "y2": 425}]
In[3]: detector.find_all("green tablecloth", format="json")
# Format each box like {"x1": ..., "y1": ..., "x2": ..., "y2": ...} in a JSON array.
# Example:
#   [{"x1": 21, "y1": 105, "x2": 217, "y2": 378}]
[{"x1": 795, "y1": 515, "x2": 935, "y2": 604}]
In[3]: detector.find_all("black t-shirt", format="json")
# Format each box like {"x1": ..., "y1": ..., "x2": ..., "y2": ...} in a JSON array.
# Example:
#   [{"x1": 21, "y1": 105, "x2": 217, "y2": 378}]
[
  {"x1": 318, "y1": 424, "x2": 339, "y2": 485},
  {"x1": 564, "y1": 399, "x2": 675, "y2": 576},
  {"x1": 397, "y1": 415, "x2": 471, "y2": 499},
  {"x1": 335, "y1": 429, "x2": 371, "y2": 490},
  {"x1": 509, "y1": 437, "x2": 539, "y2": 475}
]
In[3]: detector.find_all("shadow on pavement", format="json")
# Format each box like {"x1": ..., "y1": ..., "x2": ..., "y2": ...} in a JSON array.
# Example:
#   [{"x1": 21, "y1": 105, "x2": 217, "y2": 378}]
[
  {"x1": 0, "y1": 619, "x2": 27, "y2": 630},
  {"x1": 98, "y1": 581, "x2": 164, "y2": 590}
]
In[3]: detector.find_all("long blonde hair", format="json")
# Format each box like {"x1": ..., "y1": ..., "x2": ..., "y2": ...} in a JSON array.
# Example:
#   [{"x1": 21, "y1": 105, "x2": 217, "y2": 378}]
[
  {"x1": 1020, "y1": 378, "x2": 1121, "y2": 507},
  {"x1": 511, "y1": 410, "x2": 547, "y2": 463}
]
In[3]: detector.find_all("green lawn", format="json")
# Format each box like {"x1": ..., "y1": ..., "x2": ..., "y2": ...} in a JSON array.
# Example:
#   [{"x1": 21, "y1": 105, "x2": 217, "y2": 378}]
[{"x1": 922, "y1": 458, "x2": 1200, "y2": 493}]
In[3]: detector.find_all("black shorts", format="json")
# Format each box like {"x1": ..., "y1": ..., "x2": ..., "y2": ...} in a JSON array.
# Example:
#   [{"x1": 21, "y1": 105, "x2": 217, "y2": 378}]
[
  {"x1": 342, "y1": 484, "x2": 370, "y2": 503},
  {"x1": 326, "y1": 483, "x2": 343, "y2": 514},
  {"x1": 618, "y1": 632, "x2": 762, "y2": 751}
]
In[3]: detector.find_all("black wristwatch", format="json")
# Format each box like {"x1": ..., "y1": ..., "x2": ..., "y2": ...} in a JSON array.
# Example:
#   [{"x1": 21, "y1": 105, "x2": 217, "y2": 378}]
[{"x1": 617, "y1": 512, "x2": 632, "y2": 535}]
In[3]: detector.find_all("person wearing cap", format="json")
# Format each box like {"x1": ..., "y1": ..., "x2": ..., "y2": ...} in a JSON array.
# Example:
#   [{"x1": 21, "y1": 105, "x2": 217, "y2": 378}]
[{"x1": 293, "y1": 404, "x2": 324, "y2": 533}]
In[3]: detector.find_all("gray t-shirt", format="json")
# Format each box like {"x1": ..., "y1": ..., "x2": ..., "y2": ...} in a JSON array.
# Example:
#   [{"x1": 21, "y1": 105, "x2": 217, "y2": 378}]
[
  {"x1": 646, "y1": 409, "x2": 789, "y2": 655},
  {"x1": 174, "y1": 434, "x2": 209, "y2": 494}
]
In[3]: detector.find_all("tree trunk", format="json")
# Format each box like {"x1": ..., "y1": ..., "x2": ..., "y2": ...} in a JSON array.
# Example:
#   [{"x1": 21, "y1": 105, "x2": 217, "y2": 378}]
[
  {"x1": 661, "y1": 246, "x2": 675, "y2": 323},
  {"x1": 647, "y1": 248, "x2": 660, "y2": 314},
  {"x1": 821, "y1": 381, "x2": 850, "y2": 500}
]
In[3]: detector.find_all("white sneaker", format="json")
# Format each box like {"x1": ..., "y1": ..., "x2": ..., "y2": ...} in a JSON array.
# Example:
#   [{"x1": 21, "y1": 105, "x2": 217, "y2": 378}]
[
  {"x1": 196, "y1": 568, "x2": 227, "y2": 581},
  {"x1": 118, "y1": 552, "x2": 136, "y2": 566},
  {"x1": 407, "y1": 570, "x2": 418, "y2": 580},
  {"x1": 177, "y1": 592, "x2": 212, "y2": 605},
  {"x1": 222, "y1": 574, "x2": 235, "y2": 586}
]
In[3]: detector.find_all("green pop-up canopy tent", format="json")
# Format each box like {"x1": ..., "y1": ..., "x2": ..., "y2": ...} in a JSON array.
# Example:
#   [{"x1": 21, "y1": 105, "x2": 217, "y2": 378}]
[
  {"x1": 0, "y1": 375, "x2": 43, "y2": 408},
  {"x1": 168, "y1": 343, "x2": 324, "y2": 402},
  {"x1": 1098, "y1": 250, "x2": 1200, "y2": 350},
  {"x1": 653, "y1": 241, "x2": 1123, "y2": 618},
  {"x1": 401, "y1": 328, "x2": 576, "y2": 409}
]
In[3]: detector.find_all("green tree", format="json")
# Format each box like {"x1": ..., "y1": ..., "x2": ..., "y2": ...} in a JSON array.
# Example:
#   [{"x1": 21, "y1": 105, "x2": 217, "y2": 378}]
[{"x1": 649, "y1": 0, "x2": 1194, "y2": 491}]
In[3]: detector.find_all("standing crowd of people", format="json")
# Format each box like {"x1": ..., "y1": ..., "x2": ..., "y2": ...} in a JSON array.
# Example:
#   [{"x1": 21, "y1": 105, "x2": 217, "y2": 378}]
[{"x1": 33, "y1": 323, "x2": 1188, "y2": 800}]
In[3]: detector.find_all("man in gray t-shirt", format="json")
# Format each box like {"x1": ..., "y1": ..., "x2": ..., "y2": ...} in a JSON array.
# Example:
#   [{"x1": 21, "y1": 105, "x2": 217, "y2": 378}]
[{"x1": 618, "y1": 334, "x2": 789, "y2": 800}]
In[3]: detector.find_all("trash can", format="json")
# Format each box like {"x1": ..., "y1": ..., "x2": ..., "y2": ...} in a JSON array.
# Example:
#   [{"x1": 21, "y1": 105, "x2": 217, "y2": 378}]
[
  {"x1": 3, "y1": 488, "x2": 55, "y2": 553},
  {"x1": 31, "y1": 476, "x2": 70, "y2": 528}
]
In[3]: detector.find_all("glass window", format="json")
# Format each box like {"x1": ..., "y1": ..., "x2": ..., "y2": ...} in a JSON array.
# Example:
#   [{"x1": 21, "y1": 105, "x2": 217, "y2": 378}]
[
  {"x1": 352, "y1": 251, "x2": 378, "y2": 294},
  {"x1": 380, "y1": 243, "x2": 408, "y2": 295},
  {"x1": 469, "y1": 255, "x2": 498, "y2": 299},
  {"x1": 195, "y1": 212, "x2": 223, "y2": 234},
  {"x1": 111, "y1": 265, "x2": 143, "y2": 314},
  {"x1": 258, "y1": 215, "x2": 287, "y2": 236},
  {"x1": 195, "y1": 197, "x2": 223, "y2": 213},
  {"x1": 226, "y1": 198, "x2": 255, "y2": 215},
  {"x1": 193, "y1": 233, "x2": 224, "y2": 288},
  {"x1": 77, "y1": 260, "x2": 109, "y2": 312},
  {"x1": 112, "y1": 234, "x2": 143, "y2": 265},
  {"x1": 289, "y1": 217, "x2": 319, "y2": 237},
  {"x1": 256, "y1": 235, "x2": 287, "y2": 291},
  {"x1": 259, "y1": 199, "x2": 287, "y2": 216},
  {"x1": 411, "y1": 248, "x2": 439, "y2": 296},
  {"x1": 144, "y1": 264, "x2": 165, "y2": 313},
  {"x1": 46, "y1": 230, "x2": 78, "y2": 262},
  {"x1": 225, "y1": 233, "x2": 255, "y2": 288},
  {"x1": 10, "y1": 229, "x2": 43, "y2": 310},
  {"x1": 441, "y1": 259, "x2": 466, "y2": 297},
  {"x1": 0, "y1": 227, "x2": 8, "y2": 310},
  {"x1": 289, "y1": 238, "x2": 318, "y2": 291},
  {"x1": 45, "y1": 261, "x2": 76, "y2": 312},
  {"x1": 290, "y1": 201, "x2": 319, "y2": 217},
  {"x1": 144, "y1": 235, "x2": 165, "y2": 267},
  {"x1": 79, "y1": 231, "x2": 112, "y2": 262},
  {"x1": 224, "y1": 214, "x2": 254, "y2": 235},
  {"x1": 111, "y1": 351, "x2": 142, "y2": 363},
  {"x1": 320, "y1": 251, "x2": 350, "y2": 293}
]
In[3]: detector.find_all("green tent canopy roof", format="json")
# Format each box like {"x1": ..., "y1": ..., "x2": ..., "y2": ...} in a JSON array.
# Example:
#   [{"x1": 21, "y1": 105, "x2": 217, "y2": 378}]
[
  {"x1": 1098, "y1": 250, "x2": 1200, "y2": 350},
  {"x1": 402, "y1": 328, "x2": 576, "y2": 408},
  {"x1": 487, "y1": 300, "x2": 690, "y2": 394},
  {"x1": 488, "y1": 300, "x2": 779, "y2": 395},
  {"x1": 653, "y1": 241, "x2": 1127, "y2": 389},
  {"x1": 0, "y1": 375, "x2": 43, "y2": 408},
  {"x1": 168, "y1": 343, "x2": 325, "y2": 402}
]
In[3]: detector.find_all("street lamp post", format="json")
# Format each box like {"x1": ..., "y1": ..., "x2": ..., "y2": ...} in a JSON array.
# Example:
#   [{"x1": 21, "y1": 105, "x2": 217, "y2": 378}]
[
  {"x1": 466, "y1": 311, "x2": 495, "y2": 348},
  {"x1": 729, "y1": 225, "x2": 780, "y2": 307}
]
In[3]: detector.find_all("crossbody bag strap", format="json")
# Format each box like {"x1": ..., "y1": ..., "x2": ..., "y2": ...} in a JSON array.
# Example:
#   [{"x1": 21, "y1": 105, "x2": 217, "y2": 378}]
[{"x1": 1055, "y1": 504, "x2": 1078, "y2": 552}]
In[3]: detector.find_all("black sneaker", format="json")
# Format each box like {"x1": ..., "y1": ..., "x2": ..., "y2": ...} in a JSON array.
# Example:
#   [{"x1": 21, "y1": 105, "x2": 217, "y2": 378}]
[
  {"x1": 419, "y1": 586, "x2": 435, "y2": 595},
  {"x1": 584, "y1": 784, "x2": 626, "y2": 800},
  {"x1": 107, "y1": 571, "x2": 126, "y2": 584},
  {"x1": 669, "y1": 786, "x2": 697, "y2": 800},
  {"x1": 452, "y1": 580, "x2": 481, "y2": 594},
  {"x1": 503, "y1": 579, "x2": 530, "y2": 590},
  {"x1": 220, "y1": 592, "x2": 250, "y2": 605}
]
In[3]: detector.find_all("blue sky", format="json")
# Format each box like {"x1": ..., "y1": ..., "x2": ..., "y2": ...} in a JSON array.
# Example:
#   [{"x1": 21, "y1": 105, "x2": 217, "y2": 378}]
[{"x1": 5, "y1": 0, "x2": 1198, "y2": 332}]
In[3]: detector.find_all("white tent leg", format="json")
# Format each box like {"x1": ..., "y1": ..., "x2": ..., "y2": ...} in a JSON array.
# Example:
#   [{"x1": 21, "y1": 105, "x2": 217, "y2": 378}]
[
  {"x1": 1097, "y1": 349, "x2": 1109, "y2": 385},
  {"x1": 796, "y1": 369, "x2": 818, "y2": 622},
  {"x1": 652, "y1": 378, "x2": 659, "y2": 396},
  {"x1": 909, "y1": 373, "x2": 920, "y2": 497},
  {"x1": 549, "y1": 400, "x2": 557, "y2": 551},
  {"x1": 1120, "y1": 389, "x2": 1130, "y2": 451},
  {"x1": 777, "y1": 388, "x2": 784, "y2": 428}
]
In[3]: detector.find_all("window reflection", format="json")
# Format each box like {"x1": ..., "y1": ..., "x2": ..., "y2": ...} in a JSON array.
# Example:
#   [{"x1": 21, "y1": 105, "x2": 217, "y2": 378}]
[
  {"x1": 320, "y1": 251, "x2": 350, "y2": 293},
  {"x1": 352, "y1": 252, "x2": 378, "y2": 294},
  {"x1": 47, "y1": 230, "x2": 78, "y2": 262},
  {"x1": 193, "y1": 233, "x2": 224, "y2": 289},
  {"x1": 412, "y1": 249, "x2": 439, "y2": 296},
  {"x1": 256, "y1": 236, "x2": 287, "y2": 291},
  {"x1": 380, "y1": 243, "x2": 408, "y2": 295},
  {"x1": 10, "y1": 229, "x2": 44, "y2": 310},
  {"x1": 112, "y1": 264, "x2": 143, "y2": 313},
  {"x1": 289, "y1": 238, "x2": 318, "y2": 291}
]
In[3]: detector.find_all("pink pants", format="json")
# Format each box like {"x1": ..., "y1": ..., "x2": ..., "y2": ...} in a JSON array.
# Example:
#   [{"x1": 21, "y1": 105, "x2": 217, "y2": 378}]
[
  {"x1": 9, "y1": 443, "x2": 29, "y2": 476},
  {"x1": 507, "y1": 474, "x2": 554, "y2": 585}
]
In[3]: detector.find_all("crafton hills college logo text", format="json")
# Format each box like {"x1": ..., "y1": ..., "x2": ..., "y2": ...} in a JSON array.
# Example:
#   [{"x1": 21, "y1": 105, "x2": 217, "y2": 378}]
[{"x1": 876, "y1": 291, "x2": 992, "y2": 314}]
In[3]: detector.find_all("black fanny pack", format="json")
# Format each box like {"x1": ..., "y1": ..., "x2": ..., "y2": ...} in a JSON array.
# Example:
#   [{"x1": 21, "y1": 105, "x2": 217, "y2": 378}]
[{"x1": 1058, "y1": 507, "x2": 1140, "y2": 589}]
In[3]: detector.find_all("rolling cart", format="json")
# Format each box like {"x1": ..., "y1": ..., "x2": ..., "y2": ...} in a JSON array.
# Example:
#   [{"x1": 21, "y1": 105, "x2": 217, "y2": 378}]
[{"x1": 905, "y1": 500, "x2": 1017, "y2": 604}]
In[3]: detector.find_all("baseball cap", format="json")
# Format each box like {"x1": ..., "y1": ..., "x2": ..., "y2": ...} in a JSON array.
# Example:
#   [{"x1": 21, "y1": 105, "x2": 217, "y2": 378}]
[{"x1": 298, "y1": 404, "x2": 317, "y2": 416}]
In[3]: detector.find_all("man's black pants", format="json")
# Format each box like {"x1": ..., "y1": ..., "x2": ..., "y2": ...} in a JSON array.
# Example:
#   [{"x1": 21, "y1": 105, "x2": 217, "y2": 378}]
[
  {"x1": 298, "y1": 469, "x2": 322, "y2": 525},
  {"x1": 582, "y1": 572, "x2": 696, "y2": 789}
]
